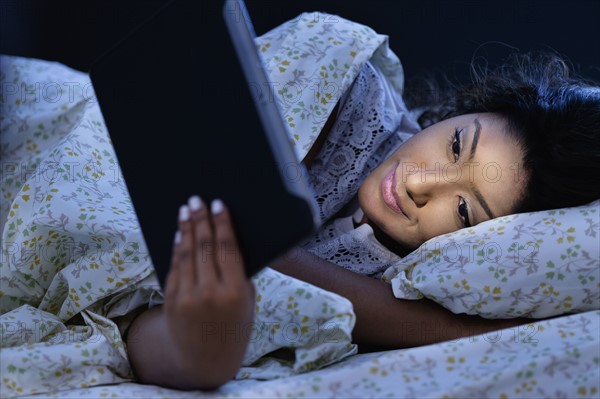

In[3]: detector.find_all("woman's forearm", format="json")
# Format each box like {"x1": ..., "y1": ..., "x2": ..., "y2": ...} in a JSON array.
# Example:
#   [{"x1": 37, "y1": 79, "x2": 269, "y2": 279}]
[
  {"x1": 271, "y1": 248, "x2": 527, "y2": 348},
  {"x1": 126, "y1": 305, "x2": 184, "y2": 387},
  {"x1": 124, "y1": 198, "x2": 256, "y2": 390},
  {"x1": 126, "y1": 305, "x2": 233, "y2": 390}
]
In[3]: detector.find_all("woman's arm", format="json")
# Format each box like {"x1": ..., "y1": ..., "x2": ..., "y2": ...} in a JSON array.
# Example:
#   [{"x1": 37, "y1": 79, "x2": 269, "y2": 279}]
[
  {"x1": 271, "y1": 248, "x2": 527, "y2": 348},
  {"x1": 126, "y1": 198, "x2": 255, "y2": 390}
]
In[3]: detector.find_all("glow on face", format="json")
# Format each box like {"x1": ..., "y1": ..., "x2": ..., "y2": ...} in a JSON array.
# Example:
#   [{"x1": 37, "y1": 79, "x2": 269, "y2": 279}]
[{"x1": 358, "y1": 113, "x2": 527, "y2": 254}]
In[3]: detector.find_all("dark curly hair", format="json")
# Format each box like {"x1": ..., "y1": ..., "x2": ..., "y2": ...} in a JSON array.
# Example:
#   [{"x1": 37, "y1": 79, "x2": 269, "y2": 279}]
[{"x1": 407, "y1": 52, "x2": 600, "y2": 214}]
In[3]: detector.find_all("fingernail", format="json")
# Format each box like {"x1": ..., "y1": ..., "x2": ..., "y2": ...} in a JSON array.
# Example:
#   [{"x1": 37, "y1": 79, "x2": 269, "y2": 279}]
[
  {"x1": 211, "y1": 199, "x2": 224, "y2": 214},
  {"x1": 174, "y1": 230, "x2": 181, "y2": 245},
  {"x1": 188, "y1": 195, "x2": 203, "y2": 211},
  {"x1": 179, "y1": 205, "x2": 190, "y2": 222}
]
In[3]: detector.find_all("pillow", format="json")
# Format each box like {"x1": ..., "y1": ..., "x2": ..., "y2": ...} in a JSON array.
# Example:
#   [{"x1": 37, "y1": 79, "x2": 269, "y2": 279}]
[{"x1": 382, "y1": 201, "x2": 600, "y2": 318}]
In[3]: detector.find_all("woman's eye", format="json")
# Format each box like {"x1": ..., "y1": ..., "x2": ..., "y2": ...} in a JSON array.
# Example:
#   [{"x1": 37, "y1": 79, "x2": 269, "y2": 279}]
[
  {"x1": 451, "y1": 128, "x2": 462, "y2": 161},
  {"x1": 458, "y1": 197, "x2": 471, "y2": 227}
]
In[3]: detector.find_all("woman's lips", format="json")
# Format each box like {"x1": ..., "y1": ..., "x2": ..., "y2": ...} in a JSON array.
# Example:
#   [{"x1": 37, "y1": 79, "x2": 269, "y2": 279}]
[{"x1": 381, "y1": 164, "x2": 407, "y2": 218}]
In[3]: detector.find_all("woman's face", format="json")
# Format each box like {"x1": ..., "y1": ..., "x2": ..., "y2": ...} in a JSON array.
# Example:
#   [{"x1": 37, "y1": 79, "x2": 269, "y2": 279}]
[{"x1": 358, "y1": 112, "x2": 527, "y2": 254}]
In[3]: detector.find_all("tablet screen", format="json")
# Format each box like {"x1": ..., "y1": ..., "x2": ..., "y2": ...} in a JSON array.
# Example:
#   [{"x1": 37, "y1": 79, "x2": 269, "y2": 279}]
[{"x1": 90, "y1": 0, "x2": 318, "y2": 288}]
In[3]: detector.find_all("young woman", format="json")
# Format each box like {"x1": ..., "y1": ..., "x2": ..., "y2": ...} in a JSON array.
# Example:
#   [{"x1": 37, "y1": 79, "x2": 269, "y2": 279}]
[{"x1": 126, "y1": 51, "x2": 600, "y2": 389}]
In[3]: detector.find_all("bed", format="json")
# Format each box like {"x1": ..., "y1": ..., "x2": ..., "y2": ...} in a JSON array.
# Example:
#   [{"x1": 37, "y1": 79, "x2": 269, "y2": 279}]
[
  {"x1": 1, "y1": 12, "x2": 599, "y2": 399},
  {"x1": 12, "y1": 310, "x2": 600, "y2": 398}
]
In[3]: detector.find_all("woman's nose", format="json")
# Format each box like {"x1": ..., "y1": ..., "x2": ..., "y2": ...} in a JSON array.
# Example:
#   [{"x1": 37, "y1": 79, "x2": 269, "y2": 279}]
[{"x1": 403, "y1": 162, "x2": 449, "y2": 207}]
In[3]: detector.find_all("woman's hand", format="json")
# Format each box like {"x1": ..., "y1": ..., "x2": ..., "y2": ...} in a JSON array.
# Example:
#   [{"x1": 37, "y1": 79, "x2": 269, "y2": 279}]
[
  {"x1": 163, "y1": 195, "x2": 255, "y2": 389},
  {"x1": 126, "y1": 196, "x2": 254, "y2": 390}
]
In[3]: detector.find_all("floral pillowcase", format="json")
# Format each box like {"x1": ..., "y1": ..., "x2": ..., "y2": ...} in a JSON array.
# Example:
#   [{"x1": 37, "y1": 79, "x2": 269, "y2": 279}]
[{"x1": 382, "y1": 201, "x2": 600, "y2": 318}]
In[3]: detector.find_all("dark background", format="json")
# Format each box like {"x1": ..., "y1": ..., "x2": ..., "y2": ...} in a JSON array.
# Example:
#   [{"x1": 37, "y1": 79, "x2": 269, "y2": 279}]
[{"x1": 2, "y1": 0, "x2": 599, "y2": 87}]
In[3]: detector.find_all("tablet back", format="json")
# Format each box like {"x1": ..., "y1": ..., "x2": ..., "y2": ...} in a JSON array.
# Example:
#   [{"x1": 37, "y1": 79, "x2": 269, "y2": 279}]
[{"x1": 90, "y1": 0, "x2": 319, "y2": 288}]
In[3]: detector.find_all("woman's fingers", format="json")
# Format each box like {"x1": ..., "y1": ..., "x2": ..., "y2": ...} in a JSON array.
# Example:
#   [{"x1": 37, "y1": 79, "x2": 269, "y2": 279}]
[
  {"x1": 164, "y1": 229, "x2": 182, "y2": 302},
  {"x1": 173, "y1": 204, "x2": 196, "y2": 294},
  {"x1": 209, "y1": 199, "x2": 247, "y2": 289},
  {"x1": 167, "y1": 196, "x2": 247, "y2": 297},
  {"x1": 189, "y1": 195, "x2": 219, "y2": 284}
]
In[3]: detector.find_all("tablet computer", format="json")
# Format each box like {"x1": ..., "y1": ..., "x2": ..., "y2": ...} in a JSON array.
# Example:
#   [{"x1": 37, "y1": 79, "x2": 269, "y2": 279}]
[{"x1": 89, "y1": 0, "x2": 320, "y2": 288}]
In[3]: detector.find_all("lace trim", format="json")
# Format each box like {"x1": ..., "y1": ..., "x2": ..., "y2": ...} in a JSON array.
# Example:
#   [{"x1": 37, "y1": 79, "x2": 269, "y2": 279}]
[{"x1": 301, "y1": 61, "x2": 419, "y2": 277}]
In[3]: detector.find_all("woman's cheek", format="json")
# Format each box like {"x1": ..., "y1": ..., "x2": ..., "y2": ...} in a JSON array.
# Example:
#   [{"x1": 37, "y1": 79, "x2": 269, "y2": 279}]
[
  {"x1": 358, "y1": 175, "x2": 381, "y2": 213},
  {"x1": 388, "y1": 224, "x2": 421, "y2": 252},
  {"x1": 416, "y1": 215, "x2": 458, "y2": 245}
]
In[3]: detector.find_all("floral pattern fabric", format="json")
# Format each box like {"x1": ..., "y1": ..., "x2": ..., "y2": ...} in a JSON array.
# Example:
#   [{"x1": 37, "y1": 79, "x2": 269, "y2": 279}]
[
  {"x1": 16, "y1": 310, "x2": 600, "y2": 399},
  {"x1": 0, "y1": 54, "x2": 358, "y2": 397},
  {"x1": 382, "y1": 201, "x2": 600, "y2": 318},
  {"x1": 2, "y1": 9, "x2": 600, "y2": 399},
  {"x1": 3, "y1": 11, "x2": 401, "y2": 395},
  {"x1": 255, "y1": 11, "x2": 407, "y2": 160}
]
